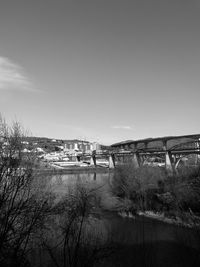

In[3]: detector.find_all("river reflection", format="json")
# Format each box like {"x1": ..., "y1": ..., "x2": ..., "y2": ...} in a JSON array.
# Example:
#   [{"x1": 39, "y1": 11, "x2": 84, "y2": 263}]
[
  {"x1": 51, "y1": 171, "x2": 112, "y2": 185},
  {"x1": 50, "y1": 171, "x2": 113, "y2": 199}
]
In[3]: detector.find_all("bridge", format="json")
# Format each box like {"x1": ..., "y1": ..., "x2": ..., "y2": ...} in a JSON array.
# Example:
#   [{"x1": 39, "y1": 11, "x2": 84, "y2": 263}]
[
  {"x1": 110, "y1": 134, "x2": 200, "y2": 173},
  {"x1": 77, "y1": 134, "x2": 200, "y2": 173}
]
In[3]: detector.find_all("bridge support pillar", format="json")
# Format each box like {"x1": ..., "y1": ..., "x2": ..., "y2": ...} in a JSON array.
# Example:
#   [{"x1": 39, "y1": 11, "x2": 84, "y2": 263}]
[
  {"x1": 76, "y1": 155, "x2": 81, "y2": 162},
  {"x1": 165, "y1": 151, "x2": 174, "y2": 175},
  {"x1": 140, "y1": 155, "x2": 145, "y2": 165},
  {"x1": 132, "y1": 153, "x2": 140, "y2": 168},
  {"x1": 109, "y1": 153, "x2": 115, "y2": 169},
  {"x1": 90, "y1": 155, "x2": 96, "y2": 166}
]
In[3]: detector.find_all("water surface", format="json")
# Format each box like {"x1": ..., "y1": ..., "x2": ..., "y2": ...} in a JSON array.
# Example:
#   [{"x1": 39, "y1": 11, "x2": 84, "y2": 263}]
[{"x1": 45, "y1": 171, "x2": 200, "y2": 267}]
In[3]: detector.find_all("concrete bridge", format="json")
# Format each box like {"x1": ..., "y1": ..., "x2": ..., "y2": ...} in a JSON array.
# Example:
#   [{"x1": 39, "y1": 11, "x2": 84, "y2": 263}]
[
  {"x1": 110, "y1": 134, "x2": 200, "y2": 174},
  {"x1": 78, "y1": 134, "x2": 200, "y2": 174}
]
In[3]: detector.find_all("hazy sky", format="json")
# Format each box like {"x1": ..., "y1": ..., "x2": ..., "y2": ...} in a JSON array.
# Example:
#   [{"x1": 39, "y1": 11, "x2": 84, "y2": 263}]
[{"x1": 1, "y1": 0, "x2": 200, "y2": 144}]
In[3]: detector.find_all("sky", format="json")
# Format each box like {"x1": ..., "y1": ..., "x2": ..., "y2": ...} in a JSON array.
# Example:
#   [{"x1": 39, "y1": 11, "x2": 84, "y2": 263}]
[{"x1": 0, "y1": 0, "x2": 200, "y2": 145}]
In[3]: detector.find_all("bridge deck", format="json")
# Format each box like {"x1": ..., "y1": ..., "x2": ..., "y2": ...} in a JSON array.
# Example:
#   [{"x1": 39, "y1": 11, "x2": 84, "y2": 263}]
[{"x1": 111, "y1": 133, "x2": 200, "y2": 153}]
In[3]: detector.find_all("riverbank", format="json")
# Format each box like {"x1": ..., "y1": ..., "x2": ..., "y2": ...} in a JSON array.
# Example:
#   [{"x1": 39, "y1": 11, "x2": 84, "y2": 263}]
[
  {"x1": 116, "y1": 208, "x2": 200, "y2": 229},
  {"x1": 138, "y1": 210, "x2": 200, "y2": 228}
]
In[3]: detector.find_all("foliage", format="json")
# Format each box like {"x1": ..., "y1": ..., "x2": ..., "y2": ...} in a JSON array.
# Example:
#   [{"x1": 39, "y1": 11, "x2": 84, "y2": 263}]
[
  {"x1": 111, "y1": 163, "x2": 200, "y2": 220},
  {"x1": 111, "y1": 164, "x2": 166, "y2": 212}
]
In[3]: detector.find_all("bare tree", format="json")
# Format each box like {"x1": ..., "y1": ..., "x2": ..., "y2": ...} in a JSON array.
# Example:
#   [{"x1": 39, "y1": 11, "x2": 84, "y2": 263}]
[
  {"x1": 0, "y1": 116, "x2": 114, "y2": 267},
  {"x1": 0, "y1": 116, "x2": 53, "y2": 267},
  {"x1": 40, "y1": 183, "x2": 114, "y2": 267}
]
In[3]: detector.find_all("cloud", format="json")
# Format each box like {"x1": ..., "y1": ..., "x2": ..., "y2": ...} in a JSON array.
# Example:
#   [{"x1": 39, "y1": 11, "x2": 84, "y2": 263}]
[
  {"x1": 111, "y1": 125, "x2": 132, "y2": 130},
  {"x1": 0, "y1": 57, "x2": 36, "y2": 92}
]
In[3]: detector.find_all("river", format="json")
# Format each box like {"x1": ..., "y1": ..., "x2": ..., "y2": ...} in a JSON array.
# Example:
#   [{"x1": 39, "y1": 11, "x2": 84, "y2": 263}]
[{"x1": 33, "y1": 171, "x2": 200, "y2": 267}]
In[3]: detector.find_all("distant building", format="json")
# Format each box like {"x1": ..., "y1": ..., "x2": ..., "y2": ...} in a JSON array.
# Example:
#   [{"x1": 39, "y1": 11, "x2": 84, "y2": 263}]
[
  {"x1": 62, "y1": 140, "x2": 102, "y2": 153},
  {"x1": 22, "y1": 141, "x2": 29, "y2": 145},
  {"x1": 22, "y1": 148, "x2": 31, "y2": 153},
  {"x1": 35, "y1": 147, "x2": 45, "y2": 153},
  {"x1": 91, "y1": 142, "x2": 101, "y2": 151}
]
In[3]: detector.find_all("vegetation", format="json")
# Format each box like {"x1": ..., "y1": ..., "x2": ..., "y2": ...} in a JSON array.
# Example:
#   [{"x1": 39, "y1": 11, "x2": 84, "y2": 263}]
[
  {"x1": 111, "y1": 163, "x2": 200, "y2": 224},
  {"x1": 2, "y1": 114, "x2": 200, "y2": 267},
  {"x1": 36, "y1": 183, "x2": 114, "y2": 267},
  {"x1": 0, "y1": 116, "x2": 113, "y2": 267},
  {"x1": 0, "y1": 117, "x2": 53, "y2": 266}
]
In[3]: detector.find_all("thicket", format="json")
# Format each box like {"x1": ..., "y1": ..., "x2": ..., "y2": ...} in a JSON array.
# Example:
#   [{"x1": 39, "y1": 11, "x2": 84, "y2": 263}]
[{"x1": 111, "y1": 163, "x2": 200, "y2": 221}]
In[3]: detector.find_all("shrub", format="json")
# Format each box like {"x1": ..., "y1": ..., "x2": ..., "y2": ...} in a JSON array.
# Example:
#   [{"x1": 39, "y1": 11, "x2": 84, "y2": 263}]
[
  {"x1": 111, "y1": 164, "x2": 167, "y2": 212},
  {"x1": 111, "y1": 162, "x2": 200, "y2": 216}
]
